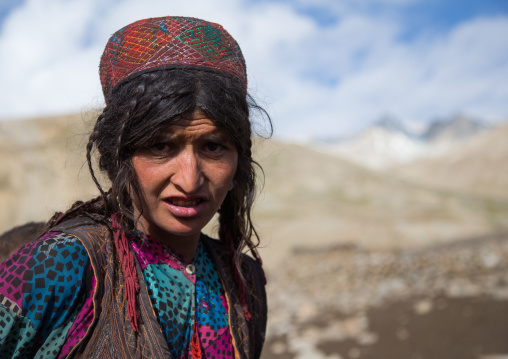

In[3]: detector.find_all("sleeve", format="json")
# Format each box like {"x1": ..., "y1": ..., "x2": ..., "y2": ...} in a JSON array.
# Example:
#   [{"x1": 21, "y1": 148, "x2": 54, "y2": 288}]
[{"x1": 0, "y1": 231, "x2": 95, "y2": 359}]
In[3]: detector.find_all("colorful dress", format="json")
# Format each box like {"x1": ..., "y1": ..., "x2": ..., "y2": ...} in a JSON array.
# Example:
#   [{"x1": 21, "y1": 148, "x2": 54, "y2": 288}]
[{"x1": 0, "y1": 230, "x2": 233, "y2": 358}]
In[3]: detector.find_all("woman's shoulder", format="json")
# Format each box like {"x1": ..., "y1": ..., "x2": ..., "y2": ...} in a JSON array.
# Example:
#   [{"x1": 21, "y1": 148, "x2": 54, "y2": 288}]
[
  {"x1": 47, "y1": 217, "x2": 112, "y2": 261},
  {"x1": 0, "y1": 230, "x2": 88, "y2": 272},
  {"x1": 0, "y1": 231, "x2": 90, "y2": 308},
  {"x1": 0, "y1": 230, "x2": 91, "y2": 323},
  {"x1": 0, "y1": 230, "x2": 94, "y2": 356}
]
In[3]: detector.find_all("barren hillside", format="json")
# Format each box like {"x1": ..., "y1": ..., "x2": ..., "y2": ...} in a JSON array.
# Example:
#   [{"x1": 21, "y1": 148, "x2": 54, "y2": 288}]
[
  {"x1": 253, "y1": 139, "x2": 508, "y2": 269},
  {"x1": 0, "y1": 113, "x2": 101, "y2": 231},
  {"x1": 393, "y1": 123, "x2": 508, "y2": 200}
]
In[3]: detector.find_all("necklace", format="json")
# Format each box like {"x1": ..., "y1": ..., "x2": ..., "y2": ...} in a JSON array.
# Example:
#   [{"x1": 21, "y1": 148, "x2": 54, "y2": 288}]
[
  {"x1": 132, "y1": 231, "x2": 200, "y2": 275},
  {"x1": 160, "y1": 240, "x2": 201, "y2": 276}
]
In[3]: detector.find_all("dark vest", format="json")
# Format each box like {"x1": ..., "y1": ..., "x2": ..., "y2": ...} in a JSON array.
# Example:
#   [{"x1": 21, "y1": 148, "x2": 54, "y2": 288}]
[{"x1": 51, "y1": 218, "x2": 267, "y2": 359}]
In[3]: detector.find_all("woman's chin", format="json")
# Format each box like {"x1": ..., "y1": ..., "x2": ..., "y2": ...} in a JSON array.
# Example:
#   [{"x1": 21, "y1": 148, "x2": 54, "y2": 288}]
[{"x1": 149, "y1": 219, "x2": 207, "y2": 243}]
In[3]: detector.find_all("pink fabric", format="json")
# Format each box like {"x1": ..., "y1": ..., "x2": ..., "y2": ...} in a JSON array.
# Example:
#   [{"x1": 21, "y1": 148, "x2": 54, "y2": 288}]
[
  {"x1": 0, "y1": 234, "x2": 53, "y2": 308},
  {"x1": 130, "y1": 234, "x2": 195, "y2": 282},
  {"x1": 58, "y1": 270, "x2": 96, "y2": 358}
]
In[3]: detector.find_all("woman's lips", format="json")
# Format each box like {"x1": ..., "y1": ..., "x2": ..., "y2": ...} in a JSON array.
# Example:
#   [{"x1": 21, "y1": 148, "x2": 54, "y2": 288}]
[
  {"x1": 163, "y1": 197, "x2": 206, "y2": 217},
  {"x1": 169, "y1": 198, "x2": 202, "y2": 207}
]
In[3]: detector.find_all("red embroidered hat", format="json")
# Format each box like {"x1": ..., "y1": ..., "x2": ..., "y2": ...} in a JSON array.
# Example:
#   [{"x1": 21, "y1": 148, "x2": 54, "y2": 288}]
[{"x1": 100, "y1": 16, "x2": 247, "y2": 103}]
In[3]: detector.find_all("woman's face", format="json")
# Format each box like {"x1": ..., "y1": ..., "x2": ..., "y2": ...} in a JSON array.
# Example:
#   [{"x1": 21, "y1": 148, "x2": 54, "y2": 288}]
[{"x1": 131, "y1": 111, "x2": 238, "y2": 252}]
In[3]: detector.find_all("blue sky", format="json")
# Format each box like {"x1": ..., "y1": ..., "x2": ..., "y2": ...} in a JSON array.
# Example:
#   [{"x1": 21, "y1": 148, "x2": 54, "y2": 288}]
[
  {"x1": 0, "y1": 0, "x2": 507, "y2": 139},
  {"x1": 290, "y1": 0, "x2": 508, "y2": 31}
]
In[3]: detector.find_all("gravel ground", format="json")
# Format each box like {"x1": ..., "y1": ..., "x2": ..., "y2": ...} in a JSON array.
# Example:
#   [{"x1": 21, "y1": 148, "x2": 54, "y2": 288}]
[{"x1": 262, "y1": 232, "x2": 508, "y2": 359}]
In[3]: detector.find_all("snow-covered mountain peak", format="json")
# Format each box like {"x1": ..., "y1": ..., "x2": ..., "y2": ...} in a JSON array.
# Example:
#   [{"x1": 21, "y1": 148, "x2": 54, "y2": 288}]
[{"x1": 316, "y1": 115, "x2": 493, "y2": 170}]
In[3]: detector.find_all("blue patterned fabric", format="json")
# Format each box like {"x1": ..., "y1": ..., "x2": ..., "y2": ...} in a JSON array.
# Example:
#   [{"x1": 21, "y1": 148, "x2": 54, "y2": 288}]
[
  {"x1": 0, "y1": 231, "x2": 233, "y2": 358},
  {"x1": 0, "y1": 232, "x2": 93, "y2": 358},
  {"x1": 130, "y1": 234, "x2": 233, "y2": 358}
]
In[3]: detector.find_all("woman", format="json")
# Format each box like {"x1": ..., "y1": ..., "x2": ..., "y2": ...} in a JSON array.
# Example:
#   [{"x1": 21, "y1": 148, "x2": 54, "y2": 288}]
[{"x1": 0, "y1": 16, "x2": 269, "y2": 359}]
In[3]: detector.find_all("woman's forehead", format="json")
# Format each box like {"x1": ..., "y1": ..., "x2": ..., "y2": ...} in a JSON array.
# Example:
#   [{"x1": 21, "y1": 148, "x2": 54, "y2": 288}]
[{"x1": 160, "y1": 117, "x2": 229, "y2": 138}]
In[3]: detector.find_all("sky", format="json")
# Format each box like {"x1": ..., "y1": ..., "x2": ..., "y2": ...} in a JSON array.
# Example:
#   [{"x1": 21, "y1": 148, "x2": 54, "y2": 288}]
[{"x1": 0, "y1": 0, "x2": 507, "y2": 140}]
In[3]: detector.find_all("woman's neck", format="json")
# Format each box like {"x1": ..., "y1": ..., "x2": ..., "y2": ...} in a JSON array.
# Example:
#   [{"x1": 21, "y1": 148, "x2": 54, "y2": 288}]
[{"x1": 135, "y1": 222, "x2": 200, "y2": 260}]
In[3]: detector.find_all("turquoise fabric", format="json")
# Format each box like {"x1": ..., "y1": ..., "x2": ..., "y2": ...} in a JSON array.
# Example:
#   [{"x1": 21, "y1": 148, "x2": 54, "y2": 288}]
[{"x1": 131, "y1": 235, "x2": 233, "y2": 358}]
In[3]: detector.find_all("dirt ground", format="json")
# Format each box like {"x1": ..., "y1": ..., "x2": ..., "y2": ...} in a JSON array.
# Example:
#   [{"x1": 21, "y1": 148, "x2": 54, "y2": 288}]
[
  {"x1": 263, "y1": 296, "x2": 508, "y2": 359},
  {"x1": 261, "y1": 232, "x2": 508, "y2": 359}
]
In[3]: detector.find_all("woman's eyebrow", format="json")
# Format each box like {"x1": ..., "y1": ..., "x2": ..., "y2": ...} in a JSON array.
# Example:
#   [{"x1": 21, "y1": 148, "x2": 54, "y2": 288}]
[
  {"x1": 204, "y1": 132, "x2": 236, "y2": 146},
  {"x1": 205, "y1": 131, "x2": 230, "y2": 140}
]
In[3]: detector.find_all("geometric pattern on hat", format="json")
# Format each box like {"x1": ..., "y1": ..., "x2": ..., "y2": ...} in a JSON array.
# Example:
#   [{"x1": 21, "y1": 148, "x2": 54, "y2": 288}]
[{"x1": 100, "y1": 16, "x2": 247, "y2": 103}]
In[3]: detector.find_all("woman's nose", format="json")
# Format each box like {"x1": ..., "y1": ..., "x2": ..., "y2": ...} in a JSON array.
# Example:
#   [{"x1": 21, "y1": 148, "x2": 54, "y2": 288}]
[{"x1": 171, "y1": 148, "x2": 204, "y2": 193}]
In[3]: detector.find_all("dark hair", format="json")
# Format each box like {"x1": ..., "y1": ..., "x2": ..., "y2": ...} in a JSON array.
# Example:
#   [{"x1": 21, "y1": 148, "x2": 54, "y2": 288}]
[{"x1": 47, "y1": 68, "x2": 271, "y2": 324}]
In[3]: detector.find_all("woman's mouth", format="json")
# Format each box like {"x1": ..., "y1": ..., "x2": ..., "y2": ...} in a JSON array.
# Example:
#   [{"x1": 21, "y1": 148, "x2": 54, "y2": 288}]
[
  {"x1": 168, "y1": 198, "x2": 202, "y2": 207},
  {"x1": 164, "y1": 197, "x2": 206, "y2": 217}
]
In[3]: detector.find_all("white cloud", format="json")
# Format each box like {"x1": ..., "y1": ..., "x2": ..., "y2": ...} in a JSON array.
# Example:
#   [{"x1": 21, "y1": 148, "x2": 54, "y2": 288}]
[
  {"x1": 0, "y1": 0, "x2": 507, "y2": 139},
  {"x1": 265, "y1": 11, "x2": 508, "y2": 138},
  {"x1": 0, "y1": 0, "x2": 104, "y2": 116}
]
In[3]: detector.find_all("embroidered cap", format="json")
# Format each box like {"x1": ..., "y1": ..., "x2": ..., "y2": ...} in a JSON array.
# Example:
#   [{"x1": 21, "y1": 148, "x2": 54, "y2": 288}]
[{"x1": 100, "y1": 16, "x2": 247, "y2": 103}]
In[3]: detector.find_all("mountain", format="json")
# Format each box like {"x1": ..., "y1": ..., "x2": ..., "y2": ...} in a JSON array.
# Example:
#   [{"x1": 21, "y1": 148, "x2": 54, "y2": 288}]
[
  {"x1": 319, "y1": 115, "x2": 492, "y2": 170},
  {"x1": 375, "y1": 116, "x2": 414, "y2": 137},
  {"x1": 394, "y1": 122, "x2": 508, "y2": 201},
  {"x1": 422, "y1": 115, "x2": 491, "y2": 143},
  {"x1": 250, "y1": 139, "x2": 508, "y2": 269},
  {"x1": 319, "y1": 126, "x2": 428, "y2": 169}
]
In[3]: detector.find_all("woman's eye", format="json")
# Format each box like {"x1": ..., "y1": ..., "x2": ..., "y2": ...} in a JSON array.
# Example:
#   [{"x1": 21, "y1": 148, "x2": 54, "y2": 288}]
[
  {"x1": 148, "y1": 141, "x2": 174, "y2": 155},
  {"x1": 153, "y1": 143, "x2": 168, "y2": 151},
  {"x1": 205, "y1": 142, "x2": 224, "y2": 153}
]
